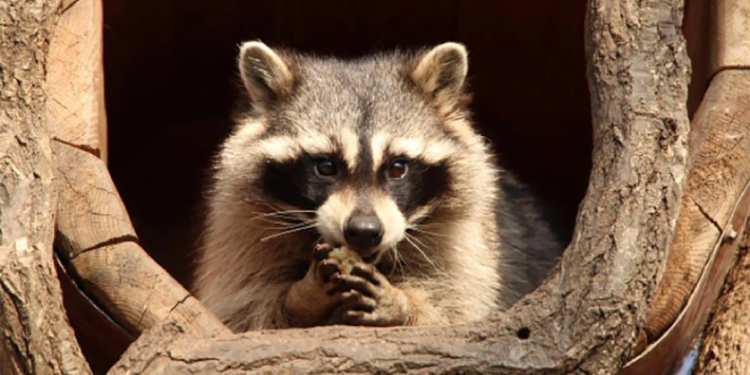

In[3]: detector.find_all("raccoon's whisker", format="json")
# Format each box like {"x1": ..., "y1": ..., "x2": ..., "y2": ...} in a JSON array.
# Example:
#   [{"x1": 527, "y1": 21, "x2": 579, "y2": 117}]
[
  {"x1": 251, "y1": 217, "x2": 298, "y2": 226},
  {"x1": 404, "y1": 234, "x2": 441, "y2": 274},
  {"x1": 248, "y1": 210, "x2": 317, "y2": 223},
  {"x1": 409, "y1": 231, "x2": 440, "y2": 251},
  {"x1": 407, "y1": 226, "x2": 448, "y2": 239},
  {"x1": 258, "y1": 219, "x2": 318, "y2": 231},
  {"x1": 391, "y1": 245, "x2": 405, "y2": 277},
  {"x1": 249, "y1": 214, "x2": 311, "y2": 227},
  {"x1": 252, "y1": 199, "x2": 310, "y2": 213},
  {"x1": 259, "y1": 223, "x2": 318, "y2": 242},
  {"x1": 386, "y1": 245, "x2": 399, "y2": 278},
  {"x1": 250, "y1": 209, "x2": 317, "y2": 217}
]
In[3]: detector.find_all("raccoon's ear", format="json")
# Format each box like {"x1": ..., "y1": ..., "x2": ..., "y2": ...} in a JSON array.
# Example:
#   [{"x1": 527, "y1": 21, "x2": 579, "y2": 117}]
[
  {"x1": 409, "y1": 42, "x2": 468, "y2": 111},
  {"x1": 238, "y1": 41, "x2": 294, "y2": 109}
]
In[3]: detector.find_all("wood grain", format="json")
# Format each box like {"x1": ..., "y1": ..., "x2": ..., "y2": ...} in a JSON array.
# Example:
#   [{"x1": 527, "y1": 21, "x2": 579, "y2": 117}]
[
  {"x1": 46, "y1": 0, "x2": 108, "y2": 161},
  {"x1": 70, "y1": 241, "x2": 228, "y2": 337},
  {"x1": 52, "y1": 141, "x2": 229, "y2": 339},
  {"x1": 710, "y1": 0, "x2": 750, "y2": 74},
  {"x1": 53, "y1": 141, "x2": 136, "y2": 259}
]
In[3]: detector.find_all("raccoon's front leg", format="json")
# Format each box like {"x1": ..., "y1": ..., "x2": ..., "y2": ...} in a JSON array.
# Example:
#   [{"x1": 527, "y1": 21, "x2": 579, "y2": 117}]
[
  {"x1": 284, "y1": 244, "x2": 342, "y2": 327},
  {"x1": 334, "y1": 263, "x2": 414, "y2": 326}
]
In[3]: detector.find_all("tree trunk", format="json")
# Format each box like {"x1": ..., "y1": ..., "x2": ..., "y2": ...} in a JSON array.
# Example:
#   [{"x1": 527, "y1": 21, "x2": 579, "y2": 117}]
[
  {"x1": 108, "y1": 0, "x2": 692, "y2": 373},
  {"x1": 0, "y1": 1, "x2": 92, "y2": 374}
]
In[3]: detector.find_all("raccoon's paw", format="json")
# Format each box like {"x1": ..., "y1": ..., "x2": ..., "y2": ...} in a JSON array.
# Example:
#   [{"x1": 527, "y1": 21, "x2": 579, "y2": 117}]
[
  {"x1": 312, "y1": 243, "x2": 346, "y2": 288},
  {"x1": 284, "y1": 244, "x2": 342, "y2": 326},
  {"x1": 334, "y1": 263, "x2": 411, "y2": 327}
]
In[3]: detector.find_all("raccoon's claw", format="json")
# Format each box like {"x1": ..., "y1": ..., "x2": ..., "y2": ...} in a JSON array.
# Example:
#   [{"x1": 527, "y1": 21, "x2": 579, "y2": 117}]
[
  {"x1": 332, "y1": 273, "x2": 379, "y2": 297},
  {"x1": 339, "y1": 293, "x2": 409, "y2": 327},
  {"x1": 317, "y1": 259, "x2": 341, "y2": 284},
  {"x1": 340, "y1": 309, "x2": 369, "y2": 325},
  {"x1": 312, "y1": 243, "x2": 334, "y2": 262},
  {"x1": 351, "y1": 263, "x2": 384, "y2": 284},
  {"x1": 341, "y1": 290, "x2": 376, "y2": 312},
  {"x1": 335, "y1": 262, "x2": 411, "y2": 326}
]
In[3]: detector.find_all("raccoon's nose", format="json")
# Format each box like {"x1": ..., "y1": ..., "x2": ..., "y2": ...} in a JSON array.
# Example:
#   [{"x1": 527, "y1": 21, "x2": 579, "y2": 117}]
[{"x1": 344, "y1": 215, "x2": 384, "y2": 253}]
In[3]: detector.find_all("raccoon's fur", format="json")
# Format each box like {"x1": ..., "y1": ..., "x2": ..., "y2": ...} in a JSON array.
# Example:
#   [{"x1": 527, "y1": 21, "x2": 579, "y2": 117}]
[{"x1": 193, "y1": 41, "x2": 565, "y2": 331}]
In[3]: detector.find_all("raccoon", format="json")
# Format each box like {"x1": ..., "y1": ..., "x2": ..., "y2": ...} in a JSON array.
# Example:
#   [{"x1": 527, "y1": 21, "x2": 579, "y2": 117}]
[{"x1": 193, "y1": 41, "x2": 565, "y2": 331}]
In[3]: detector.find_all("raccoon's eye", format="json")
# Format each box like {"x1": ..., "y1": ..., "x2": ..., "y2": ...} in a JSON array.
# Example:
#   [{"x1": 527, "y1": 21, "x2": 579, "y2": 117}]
[
  {"x1": 315, "y1": 159, "x2": 338, "y2": 177},
  {"x1": 388, "y1": 160, "x2": 408, "y2": 179}
]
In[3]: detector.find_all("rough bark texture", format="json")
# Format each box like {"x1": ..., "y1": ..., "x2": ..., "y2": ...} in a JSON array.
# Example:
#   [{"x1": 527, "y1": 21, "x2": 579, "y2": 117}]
[
  {"x1": 696, "y1": 228, "x2": 750, "y2": 375},
  {"x1": 0, "y1": 1, "x2": 92, "y2": 374},
  {"x1": 108, "y1": 1, "x2": 691, "y2": 374}
]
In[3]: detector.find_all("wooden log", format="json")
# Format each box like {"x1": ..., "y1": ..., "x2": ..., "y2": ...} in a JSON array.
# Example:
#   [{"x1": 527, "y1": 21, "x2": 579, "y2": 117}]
[
  {"x1": 52, "y1": 141, "x2": 229, "y2": 339},
  {"x1": 46, "y1": 0, "x2": 107, "y2": 162},
  {"x1": 108, "y1": 0, "x2": 692, "y2": 373},
  {"x1": 0, "y1": 1, "x2": 92, "y2": 374},
  {"x1": 639, "y1": 67, "x2": 750, "y2": 344},
  {"x1": 56, "y1": 254, "x2": 134, "y2": 375},
  {"x1": 710, "y1": 0, "x2": 750, "y2": 74},
  {"x1": 621, "y1": 70, "x2": 750, "y2": 375},
  {"x1": 52, "y1": 141, "x2": 136, "y2": 258},
  {"x1": 70, "y1": 241, "x2": 228, "y2": 337}
]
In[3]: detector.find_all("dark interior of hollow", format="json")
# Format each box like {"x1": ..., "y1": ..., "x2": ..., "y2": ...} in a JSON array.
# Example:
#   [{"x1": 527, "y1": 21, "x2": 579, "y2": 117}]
[
  {"x1": 104, "y1": 0, "x2": 596, "y2": 288},
  {"x1": 65, "y1": 1, "x2": 711, "y2": 373}
]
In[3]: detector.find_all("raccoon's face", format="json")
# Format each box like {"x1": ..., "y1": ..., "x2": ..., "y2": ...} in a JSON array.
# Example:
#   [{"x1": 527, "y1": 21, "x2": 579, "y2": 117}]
[{"x1": 231, "y1": 41, "x2": 474, "y2": 261}]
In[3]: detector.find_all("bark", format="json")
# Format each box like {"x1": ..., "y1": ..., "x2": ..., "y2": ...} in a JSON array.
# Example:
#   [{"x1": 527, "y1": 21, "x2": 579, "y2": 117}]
[
  {"x1": 0, "y1": 1, "x2": 92, "y2": 374},
  {"x1": 696, "y1": 228, "x2": 750, "y2": 375},
  {"x1": 108, "y1": 0, "x2": 692, "y2": 374}
]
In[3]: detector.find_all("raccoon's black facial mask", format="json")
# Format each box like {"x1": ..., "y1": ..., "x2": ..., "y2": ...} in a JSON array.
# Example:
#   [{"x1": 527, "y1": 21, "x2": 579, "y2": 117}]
[
  {"x1": 260, "y1": 155, "x2": 347, "y2": 210},
  {"x1": 381, "y1": 158, "x2": 449, "y2": 216},
  {"x1": 260, "y1": 154, "x2": 449, "y2": 215}
]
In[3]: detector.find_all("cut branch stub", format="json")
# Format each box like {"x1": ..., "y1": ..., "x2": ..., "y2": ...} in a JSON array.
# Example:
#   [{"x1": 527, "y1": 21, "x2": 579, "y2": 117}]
[
  {"x1": 108, "y1": 0, "x2": 692, "y2": 374},
  {"x1": 71, "y1": 241, "x2": 228, "y2": 337},
  {"x1": 52, "y1": 141, "x2": 229, "y2": 338},
  {"x1": 53, "y1": 141, "x2": 136, "y2": 258},
  {"x1": 710, "y1": 0, "x2": 750, "y2": 74},
  {"x1": 46, "y1": 0, "x2": 108, "y2": 161}
]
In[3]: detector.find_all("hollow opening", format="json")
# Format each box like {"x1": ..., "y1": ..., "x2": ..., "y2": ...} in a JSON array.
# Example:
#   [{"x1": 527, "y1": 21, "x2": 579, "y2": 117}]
[
  {"x1": 517, "y1": 327, "x2": 531, "y2": 340},
  {"x1": 63, "y1": 0, "x2": 711, "y2": 373},
  {"x1": 104, "y1": 0, "x2": 593, "y2": 288}
]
